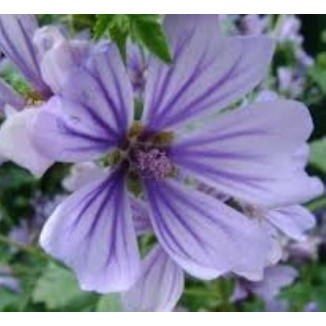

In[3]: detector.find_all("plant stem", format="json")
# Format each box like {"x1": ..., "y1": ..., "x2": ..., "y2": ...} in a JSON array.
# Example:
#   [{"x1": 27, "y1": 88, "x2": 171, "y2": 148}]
[{"x1": 0, "y1": 234, "x2": 49, "y2": 261}]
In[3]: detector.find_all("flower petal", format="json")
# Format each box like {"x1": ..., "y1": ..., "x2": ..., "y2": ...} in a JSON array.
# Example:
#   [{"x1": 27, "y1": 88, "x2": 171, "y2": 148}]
[
  {"x1": 265, "y1": 205, "x2": 316, "y2": 241},
  {"x1": 0, "y1": 79, "x2": 25, "y2": 112},
  {"x1": 32, "y1": 96, "x2": 117, "y2": 163},
  {"x1": 144, "y1": 179, "x2": 271, "y2": 281},
  {"x1": 142, "y1": 15, "x2": 275, "y2": 131},
  {"x1": 130, "y1": 195, "x2": 153, "y2": 236},
  {"x1": 250, "y1": 265, "x2": 298, "y2": 301},
  {"x1": 122, "y1": 245, "x2": 184, "y2": 311},
  {"x1": 0, "y1": 14, "x2": 50, "y2": 94},
  {"x1": 0, "y1": 108, "x2": 54, "y2": 176},
  {"x1": 40, "y1": 169, "x2": 141, "y2": 293},
  {"x1": 61, "y1": 42, "x2": 134, "y2": 137},
  {"x1": 171, "y1": 100, "x2": 324, "y2": 208},
  {"x1": 63, "y1": 162, "x2": 107, "y2": 192},
  {"x1": 34, "y1": 26, "x2": 90, "y2": 94},
  {"x1": 127, "y1": 41, "x2": 148, "y2": 96}
]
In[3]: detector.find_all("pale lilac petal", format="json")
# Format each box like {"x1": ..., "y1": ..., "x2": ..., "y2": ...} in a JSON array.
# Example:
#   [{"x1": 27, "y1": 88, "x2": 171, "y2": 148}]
[
  {"x1": 0, "y1": 266, "x2": 21, "y2": 292},
  {"x1": 130, "y1": 196, "x2": 152, "y2": 236},
  {"x1": 265, "y1": 299, "x2": 289, "y2": 312},
  {"x1": 230, "y1": 282, "x2": 249, "y2": 302},
  {"x1": 250, "y1": 265, "x2": 298, "y2": 301},
  {"x1": 63, "y1": 162, "x2": 107, "y2": 192},
  {"x1": 304, "y1": 302, "x2": 319, "y2": 312},
  {"x1": 0, "y1": 79, "x2": 25, "y2": 112},
  {"x1": 122, "y1": 245, "x2": 184, "y2": 311},
  {"x1": 61, "y1": 42, "x2": 133, "y2": 136},
  {"x1": 34, "y1": 26, "x2": 90, "y2": 94},
  {"x1": 0, "y1": 15, "x2": 50, "y2": 94},
  {"x1": 40, "y1": 169, "x2": 141, "y2": 293},
  {"x1": 33, "y1": 25, "x2": 66, "y2": 61},
  {"x1": 144, "y1": 179, "x2": 271, "y2": 281},
  {"x1": 127, "y1": 41, "x2": 147, "y2": 94},
  {"x1": 288, "y1": 236, "x2": 321, "y2": 261},
  {"x1": 0, "y1": 108, "x2": 54, "y2": 177},
  {"x1": 171, "y1": 100, "x2": 324, "y2": 208},
  {"x1": 32, "y1": 96, "x2": 117, "y2": 163},
  {"x1": 259, "y1": 221, "x2": 283, "y2": 266},
  {"x1": 265, "y1": 205, "x2": 316, "y2": 241},
  {"x1": 142, "y1": 15, "x2": 275, "y2": 131}
]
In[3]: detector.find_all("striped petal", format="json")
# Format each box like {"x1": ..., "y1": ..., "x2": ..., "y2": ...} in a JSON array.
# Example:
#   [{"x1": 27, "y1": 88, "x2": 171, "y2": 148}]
[
  {"x1": 130, "y1": 195, "x2": 153, "y2": 236},
  {"x1": 142, "y1": 15, "x2": 274, "y2": 132},
  {"x1": 122, "y1": 245, "x2": 184, "y2": 311},
  {"x1": 40, "y1": 169, "x2": 141, "y2": 293},
  {"x1": 32, "y1": 96, "x2": 119, "y2": 163},
  {"x1": 144, "y1": 179, "x2": 272, "y2": 281},
  {"x1": 0, "y1": 15, "x2": 50, "y2": 95},
  {"x1": 171, "y1": 100, "x2": 323, "y2": 208},
  {"x1": 0, "y1": 79, "x2": 25, "y2": 112},
  {"x1": 61, "y1": 42, "x2": 134, "y2": 137},
  {"x1": 265, "y1": 205, "x2": 316, "y2": 241}
]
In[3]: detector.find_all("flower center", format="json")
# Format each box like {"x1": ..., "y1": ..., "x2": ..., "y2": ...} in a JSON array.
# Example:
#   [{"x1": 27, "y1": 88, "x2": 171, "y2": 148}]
[
  {"x1": 130, "y1": 146, "x2": 174, "y2": 179},
  {"x1": 109, "y1": 124, "x2": 175, "y2": 180}
]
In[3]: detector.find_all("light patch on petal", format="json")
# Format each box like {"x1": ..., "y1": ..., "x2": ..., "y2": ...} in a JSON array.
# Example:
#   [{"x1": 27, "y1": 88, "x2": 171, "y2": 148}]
[
  {"x1": 0, "y1": 108, "x2": 53, "y2": 177},
  {"x1": 35, "y1": 27, "x2": 90, "y2": 94}
]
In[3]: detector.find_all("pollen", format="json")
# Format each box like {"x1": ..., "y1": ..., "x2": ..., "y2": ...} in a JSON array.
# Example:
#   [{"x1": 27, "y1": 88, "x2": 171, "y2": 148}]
[{"x1": 130, "y1": 147, "x2": 174, "y2": 179}]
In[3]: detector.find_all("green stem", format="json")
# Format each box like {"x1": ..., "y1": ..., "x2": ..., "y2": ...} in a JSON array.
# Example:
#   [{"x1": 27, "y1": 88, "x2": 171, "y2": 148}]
[
  {"x1": 0, "y1": 234, "x2": 49, "y2": 261},
  {"x1": 307, "y1": 196, "x2": 326, "y2": 212}
]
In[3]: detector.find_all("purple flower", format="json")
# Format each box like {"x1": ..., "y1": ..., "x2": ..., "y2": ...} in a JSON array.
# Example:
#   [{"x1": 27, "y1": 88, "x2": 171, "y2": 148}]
[
  {"x1": 288, "y1": 235, "x2": 321, "y2": 261},
  {"x1": 304, "y1": 302, "x2": 319, "y2": 312},
  {"x1": 0, "y1": 266, "x2": 21, "y2": 292},
  {"x1": 277, "y1": 67, "x2": 305, "y2": 99},
  {"x1": 6, "y1": 193, "x2": 65, "y2": 250},
  {"x1": 277, "y1": 15, "x2": 303, "y2": 46},
  {"x1": 0, "y1": 15, "x2": 51, "y2": 111},
  {"x1": 239, "y1": 15, "x2": 268, "y2": 36},
  {"x1": 231, "y1": 265, "x2": 298, "y2": 311},
  {"x1": 0, "y1": 15, "x2": 91, "y2": 176},
  {"x1": 16, "y1": 15, "x2": 322, "y2": 295}
]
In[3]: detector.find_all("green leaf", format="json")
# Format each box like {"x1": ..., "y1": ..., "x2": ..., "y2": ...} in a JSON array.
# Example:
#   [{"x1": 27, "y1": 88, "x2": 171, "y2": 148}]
[
  {"x1": 32, "y1": 262, "x2": 97, "y2": 310},
  {"x1": 131, "y1": 15, "x2": 172, "y2": 63},
  {"x1": 96, "y1": 294, "x2": 123, "y2": 312},
  {"x1": 0, "y1": 288, "x2": 20, "y2": 311},
  {"x1": 93, "y1": 15, "x2": 130, "y2": 61},
  {"x1": 309, "y1": 58, "x2": 326, "y2": 93},
  {"x1": 93, "y1": 14, "x2": 115, "y2": 40},
  {"x1": 108, "y1": 21, "x2": 129, "y2": 62},
  {"x1": 0, "y1": 67, "x2": 31, "y2": 96},
  {"x1": 310, "y1": 137, "x2": 326, "y2": 173}
]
